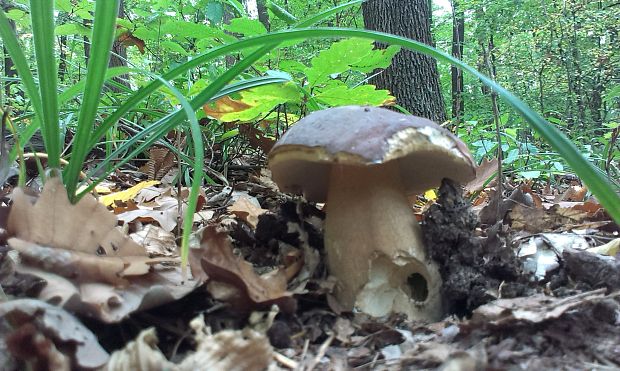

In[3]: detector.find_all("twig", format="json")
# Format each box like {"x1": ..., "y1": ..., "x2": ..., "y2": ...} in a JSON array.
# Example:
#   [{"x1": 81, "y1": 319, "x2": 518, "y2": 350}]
[
  {"x1": 274, "y1": 352, "x2": 299, "y2": 369},
  {"x1": 302, "y1": 334, "x2": 334, "y2": 371}
]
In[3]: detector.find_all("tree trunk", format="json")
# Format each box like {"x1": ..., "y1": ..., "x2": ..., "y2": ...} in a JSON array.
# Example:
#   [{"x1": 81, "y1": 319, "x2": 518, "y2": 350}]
[
  {"x1": 451, "y1": 0, "x2": 465, "y2": 127},
  {"x1": 58, "y1": 35, "x2": 68, "y2": 83},
  {"x1": 3, "y1": 18, "x2": 19, "y2": 100},
  {"x1": 256, "y1": 0, "x2": 270, "y2": 30},
  {"x1": 362, "y1": 0, "x2": 446, "y2": 123},
  {"x1": 108, "y1": 0, "x2": 129, "y2": 91},
  {"x1": 244, "y1": 0, "x2": 259, "y2": 19}
]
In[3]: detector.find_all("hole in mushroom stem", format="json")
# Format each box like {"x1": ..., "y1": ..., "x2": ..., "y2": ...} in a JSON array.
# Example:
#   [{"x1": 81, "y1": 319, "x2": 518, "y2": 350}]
[{"x1": 407, "y1": 273, "x2": 429, "y2": 302}]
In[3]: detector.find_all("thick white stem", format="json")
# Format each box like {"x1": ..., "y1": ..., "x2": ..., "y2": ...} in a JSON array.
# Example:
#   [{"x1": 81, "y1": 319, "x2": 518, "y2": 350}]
[{"x1": 324, "y1": 161, "x2": 442, "y2": 320}]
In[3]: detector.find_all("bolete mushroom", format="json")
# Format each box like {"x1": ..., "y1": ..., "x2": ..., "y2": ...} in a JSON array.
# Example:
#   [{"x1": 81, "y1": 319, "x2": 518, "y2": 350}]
[{"x1": 268, "y1": 106, "x2": 475, "y2": 320}]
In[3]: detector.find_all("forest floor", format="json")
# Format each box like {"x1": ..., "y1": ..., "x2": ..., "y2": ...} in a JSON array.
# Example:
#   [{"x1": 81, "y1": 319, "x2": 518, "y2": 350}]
[{"x1": 1, "y1": 152, "x2": 619, "y2": 370}]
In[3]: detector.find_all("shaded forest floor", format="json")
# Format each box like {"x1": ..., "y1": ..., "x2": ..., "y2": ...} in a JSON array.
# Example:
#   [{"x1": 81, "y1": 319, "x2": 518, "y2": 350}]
[{"x1": 1, "y1": 153, "x2": 619, "y2": 370}]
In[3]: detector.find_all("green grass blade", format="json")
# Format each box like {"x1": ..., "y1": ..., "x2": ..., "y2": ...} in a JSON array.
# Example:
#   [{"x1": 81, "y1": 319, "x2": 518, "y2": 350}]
[
  {"x1": 29, "y1": 0, "x2": 60, "y2": 169},
  {"x1": 295, "y1": 0, "x2": 364, "y2": 27},
  {"x1": 63, "y1": 0, "x2": 119, "y2": 200},
  {"x1": 266, "y1": 1, "x2": 297, "y2": 24}
]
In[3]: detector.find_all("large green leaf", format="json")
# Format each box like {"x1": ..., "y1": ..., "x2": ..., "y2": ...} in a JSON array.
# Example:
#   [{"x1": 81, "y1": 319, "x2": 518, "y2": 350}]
[
  {"x1": 315, "y1": 82, "x2": 394, "y2": 107},
  {"x1": 55, "y1": 23, "x2": 91, "y2": 36},
  {"x1": 304, "y1": 38, "x2": 400, "y2": 87},
  {"x1": 223, "y1": 18, "x2": 267, "y2": 37},
  {"x1": 204, "y1": 82, "x2": 301, "y2": 122}
]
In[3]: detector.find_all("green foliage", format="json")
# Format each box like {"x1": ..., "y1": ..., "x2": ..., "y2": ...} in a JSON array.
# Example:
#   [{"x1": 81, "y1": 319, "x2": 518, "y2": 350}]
[{"x1": 304, "y1": 38, "x2": 399, "y2": 87}]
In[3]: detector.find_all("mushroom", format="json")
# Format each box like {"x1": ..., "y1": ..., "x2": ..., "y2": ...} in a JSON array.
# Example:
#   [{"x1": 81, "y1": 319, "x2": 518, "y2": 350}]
[{"x1": 268, "y1": 106, "x2": 475, "y2": 320}]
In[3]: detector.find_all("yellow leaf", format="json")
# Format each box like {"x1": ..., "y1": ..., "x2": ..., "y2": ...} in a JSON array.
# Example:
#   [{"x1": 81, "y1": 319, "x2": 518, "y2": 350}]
[
  {"x1": 424, "y1": 189, "x2": 437, "y2": 201},
  {"x1": 587, "y1": 238, "x2": 620, "y2": 256},
  {"x1": 100, "y1": 181, "x2": 160, "y2": 207},
  {"x1": 77, "y1": 184, "x2": 112, "y2": 194}
]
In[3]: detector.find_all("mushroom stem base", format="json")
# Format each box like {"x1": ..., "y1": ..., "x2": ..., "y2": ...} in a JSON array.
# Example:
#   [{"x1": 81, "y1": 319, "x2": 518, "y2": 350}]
[{"x1": 324, "y1": 161, "x2": 442, "y2": 320}]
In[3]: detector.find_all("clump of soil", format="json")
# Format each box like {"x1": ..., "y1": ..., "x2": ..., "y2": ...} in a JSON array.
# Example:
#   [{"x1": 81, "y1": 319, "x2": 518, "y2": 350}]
[{"x1": 422, "y1": 178, "x2": 533, "y2": 316}]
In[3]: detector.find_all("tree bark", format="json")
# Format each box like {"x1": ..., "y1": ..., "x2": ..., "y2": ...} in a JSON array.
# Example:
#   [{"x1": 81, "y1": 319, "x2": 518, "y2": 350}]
[
  {"x1": 108, "y1": 0, "x2": 129, "y2": 91},
  {"x1": 3, "y1": 18, "x2": 19, "y2": 99},
  {"x1": 362, "y1": 0, "x2": 447, "y2": 123},
  {"x1": 451, "y1": 0, "x2": 465, "y2": 127}
]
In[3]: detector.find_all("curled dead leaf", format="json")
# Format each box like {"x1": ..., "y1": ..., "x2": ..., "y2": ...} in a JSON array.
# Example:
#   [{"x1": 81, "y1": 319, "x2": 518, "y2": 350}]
[
  {"x1": 107, "y1": 316, "x2": 274, "y2": 371},
  {"x1": 228, "y1": 195, "x2": 267, "y2": 229},
  {"x1": 0, "y1": 299, "x2": 109, "y2": 369},
  {"x1": 464, "y1": 157, "x2": 498, "y2": 194},
  {"x1": 5, "y1": 178, "x2": 201, "y2": 322},
  {"x1": 190, "y1": 226, "x2": 296, "y2": 313}
]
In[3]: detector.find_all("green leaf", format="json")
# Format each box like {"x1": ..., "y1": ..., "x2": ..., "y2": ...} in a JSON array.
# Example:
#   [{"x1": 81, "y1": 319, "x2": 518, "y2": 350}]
[
  {"x1": 315, "y1": 82, "x2": 394, "y2": 107},
  {"x1": 206, "y1": 1, "x2": 224, "y2": 24},
  {"x1": 161, "y1": 40, "x2": 188, "y2": 55},
  {"x1": 222, "y1": 0, "x2": 247, "y2": 17},
  {"x1": 55, "y1": 0, "x2": 72, "y2": 12},
  {"x1": 160, "y1": 20, "x2": 227, "y2": 40},
  {"x1": 519, "y1": 171, "x2": 542, "y2": 180},
  {"x1": 0, "y1": 9, "x2": 43, "y2": 121},
  {"x1": 350, "y1": 45, "x2": 400, "y2": 73},
  {"x1": 223, "y1": 18, "x2": 267, "y2": 37},
  {"x1": 133, "y1": 26, "x2": 159, "y2": 41},
  {"x1": 205, "y1": 82, "x2": 301, "y2": 122},
  {"x1": 55, "y1": 23, "x2": 91, "y2": 36},
  {"x1": 116, "y1": 18, "x2": 133, "y2": 29},
  {"x1": 304, "y1": 38, "x2": 398, "y2": 87},
  {"x1": 266, "y1": 0, "x2": 297, "y2": 25},
  {"x1": 279, "y1": 59, "x2": 306, "y2": 73},
  {"x1": 6, "y1": 9, "x2": 27, "y2": 21}
]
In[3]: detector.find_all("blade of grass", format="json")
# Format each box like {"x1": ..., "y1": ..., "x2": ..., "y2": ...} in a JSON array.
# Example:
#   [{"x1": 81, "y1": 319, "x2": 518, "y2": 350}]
[
  {"x1": 29, "y1": 0, "x2": 60, "y2": 170},
  {"x1": 89, "y1": 28, "x2": 620, "y2": 224},
  {"x1": 63, "y1": 0, "x2": 119, "y2": 200},
  {"x1": 294, "y1": 0, "x2": 364, "y2": 27}
]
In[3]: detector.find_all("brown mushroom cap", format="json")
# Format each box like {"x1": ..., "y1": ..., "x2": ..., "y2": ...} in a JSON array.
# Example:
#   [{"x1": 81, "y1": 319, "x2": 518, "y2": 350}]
[{"x1": 268, "y1": 106, "x2": 476, "y2": 202}]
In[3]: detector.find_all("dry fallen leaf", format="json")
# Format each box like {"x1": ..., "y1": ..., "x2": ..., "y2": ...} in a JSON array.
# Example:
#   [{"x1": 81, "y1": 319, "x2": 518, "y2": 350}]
[
  {"x1": 130, "y1": 224, "x2": 178, "y2": 258},
  {"x1": 464, "y1": 157, "x2": 498, "y2": 194},
  {"x1": 228, "y1": 195, "x2": 267, "y2": 229},
  {"x1": 107, "y1": 315, "x2": 274, "y2": 371},
  {"x1": 105, "y1": 328, "x2": 173, "y2": 371},
  {"x1": 508, "y1": 203, "x2": 605, "y2": 233},
  {"x1": 587, "y1": 238, "x2": 620, "y2": 256},
  {"x1": 238, "y1": 124, "x2": 276, "y2": 153},
  {"x1": 470, "y1": 289, "x2": 609, "y2": 327},
  {"x1": 5, "y1": 178, "x2": 200, "y2": 322},
  {"x1": 203, "y1": 96, "x2": 252, "y2": 120},
  {"x1": 139, "y1": 147, "x2": 177, "y2": 181},
  {"x1": 0, "y1": 299, "x2": 109, "y2": 369},
  {"x1": 190, "y1": 226, "x2": 296, "y2": 313}
]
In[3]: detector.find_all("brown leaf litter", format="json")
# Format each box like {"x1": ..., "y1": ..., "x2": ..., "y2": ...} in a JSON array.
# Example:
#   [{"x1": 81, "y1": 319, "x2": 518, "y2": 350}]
[
  {"x1": 1, "y1": 166, "x2": 620, "y2": 370},
  {"x1": 3, "y1": 177, "x2": 200, "y2": 322}
]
